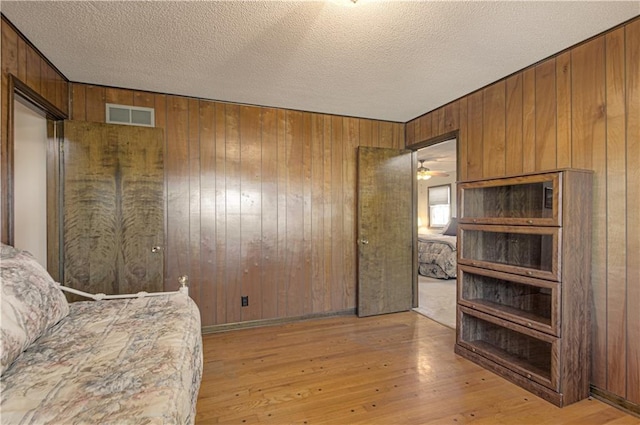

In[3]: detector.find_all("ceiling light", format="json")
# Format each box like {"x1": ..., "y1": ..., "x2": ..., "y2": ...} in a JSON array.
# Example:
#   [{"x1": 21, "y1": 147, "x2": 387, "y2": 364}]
[
  {"x1": 417, "y1": 159, "x2": 450, "y2": 181},
  {"x1": 417, "y1": 160, "x2": 432, "y2": 181}
]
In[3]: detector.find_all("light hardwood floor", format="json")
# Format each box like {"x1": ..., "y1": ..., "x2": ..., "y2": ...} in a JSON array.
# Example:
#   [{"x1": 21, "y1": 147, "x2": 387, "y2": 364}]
[{"x1": 196, "y1": 312, "x2": 638, "y2": 424}]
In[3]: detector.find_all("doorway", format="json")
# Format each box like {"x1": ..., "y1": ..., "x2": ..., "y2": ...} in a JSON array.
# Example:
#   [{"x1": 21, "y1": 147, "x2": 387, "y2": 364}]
[
  {"x1": 413, "y1": 138, "x2": 457, "y2": 328},
  {"x1": 13, "y1": 98, "x2": 48, "y2": 268}
]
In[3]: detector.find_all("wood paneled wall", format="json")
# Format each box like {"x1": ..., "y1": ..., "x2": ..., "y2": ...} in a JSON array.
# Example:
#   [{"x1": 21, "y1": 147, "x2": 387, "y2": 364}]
[
  {"x1": 1, "y1": 16, "x2": 69, "y2": 243},
  {"x1": 69, "y1": 83, "x2": 404, "y2": 327},
  {"x1": 406, "y1": 17, "x2": 640, "y2": 408}
]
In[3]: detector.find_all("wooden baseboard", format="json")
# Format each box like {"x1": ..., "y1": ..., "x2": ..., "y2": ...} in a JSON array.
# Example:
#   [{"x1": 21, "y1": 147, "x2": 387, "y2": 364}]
[
  {"x1": 201, "y1": 309, "x2": 356, "y2": 334},
  {"x1": 590, "y1": 385, "x2": 640, "y2": 417}
]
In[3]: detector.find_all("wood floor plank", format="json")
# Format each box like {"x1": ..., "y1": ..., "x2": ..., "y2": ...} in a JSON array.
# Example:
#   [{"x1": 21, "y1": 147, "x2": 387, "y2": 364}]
[{"x1": 196, "y1": 312, "x2": 636, "y2": 424}]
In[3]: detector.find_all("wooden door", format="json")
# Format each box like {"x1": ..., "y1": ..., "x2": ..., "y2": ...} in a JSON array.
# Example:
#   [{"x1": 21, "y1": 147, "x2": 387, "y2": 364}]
[
  {"x1": 357, "y1": 146, "x2": 413, "y2": 317},
  {"x1": 63, "y1": 121, "x2": 164, "y2": 296}
]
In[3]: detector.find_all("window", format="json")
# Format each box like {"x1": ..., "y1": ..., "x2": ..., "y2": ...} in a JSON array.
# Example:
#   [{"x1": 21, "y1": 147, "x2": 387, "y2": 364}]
[{"x1": 428, "y1": 184, "x2": 451, "y2": 228}]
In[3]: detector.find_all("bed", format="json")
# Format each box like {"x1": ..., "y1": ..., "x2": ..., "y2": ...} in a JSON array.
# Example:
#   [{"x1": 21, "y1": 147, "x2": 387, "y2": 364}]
[
  {"x1": 0, "y1": 243, "x2": 203, "y2": 424},
  {"x1": 418, "y1": 233, "x2": 457, "y2": 279}
]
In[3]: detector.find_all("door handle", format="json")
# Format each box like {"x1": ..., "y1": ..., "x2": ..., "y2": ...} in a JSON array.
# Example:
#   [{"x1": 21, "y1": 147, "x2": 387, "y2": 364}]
[
  {"x1": 151, "y1": 246, "x2": 163, "y2": 253},
  {"x1": 360, "y1": 239, "x2": 369, "y2": 245}
]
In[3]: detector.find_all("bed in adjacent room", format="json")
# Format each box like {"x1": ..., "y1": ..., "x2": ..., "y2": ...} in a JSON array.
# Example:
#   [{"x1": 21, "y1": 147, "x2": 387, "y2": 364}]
[{"x1": 417, "y1": 216, "x2": 457, "y2": 279}]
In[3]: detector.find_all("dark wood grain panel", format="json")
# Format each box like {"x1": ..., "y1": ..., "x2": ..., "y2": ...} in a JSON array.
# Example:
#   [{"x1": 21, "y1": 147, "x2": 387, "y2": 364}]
[
  {"x1": 71, "y1": 84, "x2": 86, "y2": 121},
  {"x1": 106, "y1": 87, "x2": 134, "y2": 105},
  {"x1": 330, "y1": 115, "x2": 345, "y2": 311},
  {"x1": 276, "y1": 109, "x2": 288, "y2": 318},
  {"x1": 214, "y1": 102, "x2": 228, "y2": 324},
  {"x1": 442, "y1": 101, "x2": 460, "y2": 134},
  {"x1": 239, "y1": 105, "x2": 262, "y2": 321},
  {"x1": 260, "y1": 107, "x2": 279, "y2": 319},
  {"x1": 165, "y1": 96, "x2": 190, "y2": 292},
  {"x1": 16, "y1": 36, "x2": 26, "y2": 82},
  {"x1": 572, "y1": 36, "x2": 607, "y2": 390},
  {"x1": 188, "y1": 99, "x2": 202, "y2": 309},
  {"x1": 605, "y1": 28, "x2": 627, "y2": 398},
  {"x1": 63, "y1": 121, "x2": 164, "y2": 297},
  {"x1": 556, "y1": 52, "x2": 572, "y2": 168},
  {"x1": 534, "y1": 59, "x2": 557, "y2": 171},
  {"x1": 302, "y1": 113, "x2": 313, "y2": 314},
  {"x1": 625, "y1": 18, "x2": 640, "y2": 405},
  {"x1": 522, "y1": 68, "x2": 536, "y2": 173},
  {"x1": 322, "y1": 114, "x2": 333, "y2": 313},
  {"x1": 482, "y1": 82, "x2": 506, "y2": 178},
  {"x1": 25, "y1": 44, "x2": 41, "y2": 93},
  {"x1": 466, "y1": 91, "x2": 483, "y2": 180},
  {"x1": 505, "y1": 73, "x2": 523, "y2": 175},
  {"x1": 343, "y1": 117, "x2": 359, "y2": 309},
  {"x1": 133, "y1": 91, "x2": 155, "y2": 108},
  {"x1": 458, "y1": 97, "x2": 468, "y2": 181},
  {"x1": 311, "y1": 114, "x2": 326, "y2": 313},
  {"x1": 198, "y1": 100, "x2": 216, "y2": 326},
  {"x1": 85, "y1": 85, "x2": 106, "y2": 123},
  {"x1": 224, "y1": 104, "x2": 242, "y2": 323},
  {"x1": 285, "y1": 111, "x2": 304, "y2": 316},
  {"x1": 405, "y1": 120, "x2": 415, "y2": 145},
  {"x1": 420, "y1": 112, "x2": 433, "y2": 142},
  {"x1": 116, "y1": 124, "x2": 164, "y2": 294}
]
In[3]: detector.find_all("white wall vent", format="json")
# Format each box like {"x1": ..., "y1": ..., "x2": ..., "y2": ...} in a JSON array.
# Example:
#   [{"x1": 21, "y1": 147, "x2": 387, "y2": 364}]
[{"x1": 106, "y1": 103, "x2": 155, "y2": 127}]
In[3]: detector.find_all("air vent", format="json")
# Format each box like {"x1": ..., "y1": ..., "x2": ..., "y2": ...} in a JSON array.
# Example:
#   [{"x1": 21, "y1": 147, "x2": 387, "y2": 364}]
[{"x1": 106, "y1": 103, "x2": 154, "y2": 127}]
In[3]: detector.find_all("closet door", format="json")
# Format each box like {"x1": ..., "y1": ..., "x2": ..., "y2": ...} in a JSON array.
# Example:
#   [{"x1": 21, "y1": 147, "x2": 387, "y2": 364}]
[{"x1": 63, "y1": 121, "x2": 164, "y2": 296}]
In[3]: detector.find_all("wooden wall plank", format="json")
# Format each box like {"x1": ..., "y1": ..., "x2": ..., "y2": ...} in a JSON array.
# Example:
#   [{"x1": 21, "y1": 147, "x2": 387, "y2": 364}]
[
  {"x1": 420, "y1": 113, "x2": 433, "y2": 142},
  {"x1": 71, "y1": 84, "x2": 86, "y2": 121},
  {"x1": 276, "y1": 109, "x2": 288, "y2": 317},
  {"x1": 165, "y1": 96, "x2": 190, "y2": 295},
  {"x1": 404, "y1": 120, "x2": 414, "y2": 146},
  {"x1": 85, "y1": 85, "x2": 106, "y2": 123},
  {"x1": 25, "y1": 45, "x2": 41, "y2": 93},
  {"x1": 522, "y1": 68, "x2": 536, "y2": 173},
  {"x1": 458, "y1": 97, "x2": 468, "y2": 181},
  {"x1": 188, "y1": 99, "x2": 202, "y2": 311},
  {"x1": 239, "y1": 105, "x2": 262, "y2": 321},
  {"x1": 572, "y1": 37, "x2": 608, "y2": 390},
  {"x1": 199, "y1": 100, "x2": 216, "y2": 327},
  {"x1": 443, "y1": 101, "x2": 460, "y2": 134},
  {"x1": 322, "y1": 115, "x2": 333, "y2": 312},
  {"x1": 330, "y1": 115, "x2": 344, "y2": 311},
  {"x1": 311, "y1": 114, "x2": 326, "y2": 313},
  {"x1": 482, "y1": 82, "x2": 506, "y2": 178},
  {"x1": 466, "y1": 91, "x2": 483, "y2": 180},
  {"x1": 261, "y1": 108, "x2": 279, "y2": 319},
  {"x1": 224, "y1": 104, "x2": 242, "y2": 323},
  {"x1": 133, "y1": 91, "x2": 155, "y2": 108},
  {"x1": 625, "y1": 18, "x2": 640, "y2": 405},
  {"x1": 604, "y1": 28, "x2": 627, "y2": 398},
  {"x1": 16, "y1": 37, "x2": 26, "y2": 81},
  {"x1": 556, "y1": 51, "x2": 572, "y2": 168},
  {"x1": 214, "y1": 102, "x2": 228, "y2": 324},
  {"x1": 285, "y1": 111, "x2": 304, "y2": 316},
  {"x1": 379, "y1": 121, "x2": 393, "y2": 149},
  {"x1": 302, "y1": 113, "x2": 313, "y2": 314},
  {"x1": 534, "y1": 59, "x2": 557, "y2": 171},
  {"x1": 505, "y1": 73, "x2": 523, "y2": 175},
  {"x1": 106, "y1": 87, "x2": 134, "y2": 105},
  {"x1": 343, "y1": 117, "x2": 358, "y2": 309}
]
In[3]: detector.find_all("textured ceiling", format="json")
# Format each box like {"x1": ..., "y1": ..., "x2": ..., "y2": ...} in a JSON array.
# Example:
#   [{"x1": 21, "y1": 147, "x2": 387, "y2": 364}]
[{"x1": 1, "y1": 1, "x2": 638, "y2": 122}]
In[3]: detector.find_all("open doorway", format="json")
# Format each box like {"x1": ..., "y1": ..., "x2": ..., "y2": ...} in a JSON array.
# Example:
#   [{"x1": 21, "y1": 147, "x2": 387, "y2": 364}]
[
  {"x1": 413, "y1": 138, "x2": 457, "y2": 328},
  {"x1": 13, "y1": 98, "x2": 48, "y2": 268}
]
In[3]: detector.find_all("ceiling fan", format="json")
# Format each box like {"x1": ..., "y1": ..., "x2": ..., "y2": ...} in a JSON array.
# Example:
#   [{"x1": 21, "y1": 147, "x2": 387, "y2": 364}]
[{"x1": 416, "y1": 159, "x2": 449, "y2": 181}]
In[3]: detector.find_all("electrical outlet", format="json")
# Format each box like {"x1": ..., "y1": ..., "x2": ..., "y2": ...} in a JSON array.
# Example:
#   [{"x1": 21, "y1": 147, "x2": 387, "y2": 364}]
[{"x1": 241, "y1": 296, "x2": 249, "y2": 307}]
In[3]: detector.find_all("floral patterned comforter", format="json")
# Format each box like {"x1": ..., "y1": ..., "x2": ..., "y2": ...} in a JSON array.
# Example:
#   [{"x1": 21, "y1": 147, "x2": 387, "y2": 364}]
[
  {"x1": 418, "y1": 234, "x2": 457, "y2": 279},
  {"x1": 0, "y1": 294, "x2": 202, "y2": 425}
]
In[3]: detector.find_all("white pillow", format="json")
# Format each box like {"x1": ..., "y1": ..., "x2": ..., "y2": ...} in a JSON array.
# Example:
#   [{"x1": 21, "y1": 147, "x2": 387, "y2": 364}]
[{"x1": 1, "y1": 244, "x2": 69, "y2": 374}]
